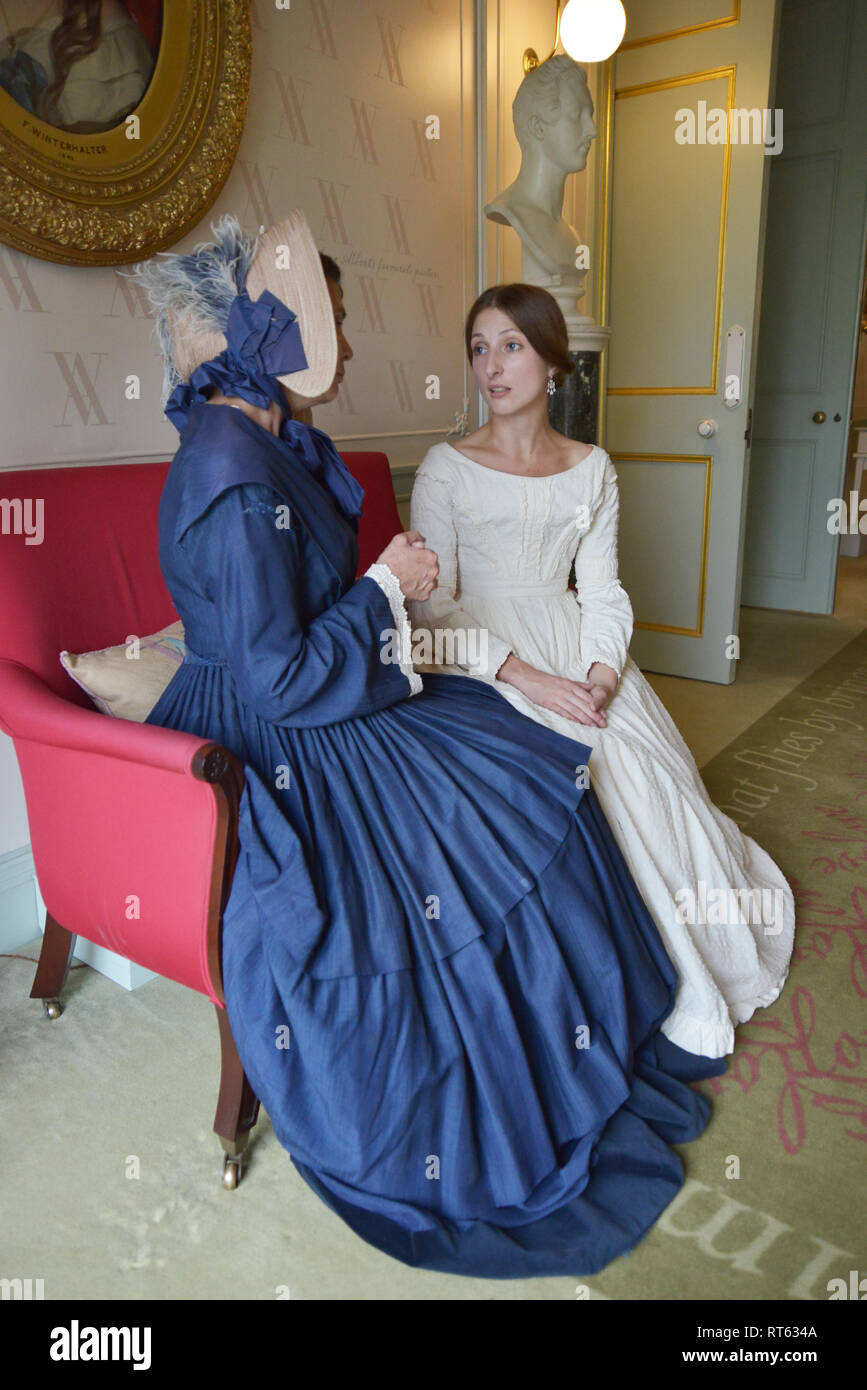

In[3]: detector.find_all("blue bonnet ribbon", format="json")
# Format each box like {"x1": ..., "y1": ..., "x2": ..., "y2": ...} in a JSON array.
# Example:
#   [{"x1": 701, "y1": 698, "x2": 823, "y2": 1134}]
[{"x1": 166, "y1": 287, "x2": 364, "y2": 521}]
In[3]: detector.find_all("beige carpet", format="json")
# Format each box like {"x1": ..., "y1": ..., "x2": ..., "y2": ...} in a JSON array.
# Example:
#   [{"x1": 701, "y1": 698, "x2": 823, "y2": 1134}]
[{"x1": 2, "y1": 568, "x2": 866, "y2": 1301}]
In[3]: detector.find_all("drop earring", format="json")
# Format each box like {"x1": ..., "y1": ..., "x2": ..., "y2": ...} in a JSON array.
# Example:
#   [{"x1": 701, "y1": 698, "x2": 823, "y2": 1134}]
[{"x1": 546, "y1": 375, "x2": 556, "y2": 396}]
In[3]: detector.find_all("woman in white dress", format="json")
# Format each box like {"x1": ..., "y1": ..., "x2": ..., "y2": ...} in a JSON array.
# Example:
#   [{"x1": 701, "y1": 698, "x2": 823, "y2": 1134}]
[
  {"x1": 0, "y1": 0, "x2": 154, "y2": 132},
  {"x1": 409, "y1": 283, "x2": 795, "y2": 1059}
]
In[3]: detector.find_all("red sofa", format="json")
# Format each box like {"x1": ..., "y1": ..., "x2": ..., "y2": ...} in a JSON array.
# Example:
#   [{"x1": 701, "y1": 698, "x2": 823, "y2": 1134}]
[{"x1": 0, "y1": 452, "x2": 403, "y2": 1187}]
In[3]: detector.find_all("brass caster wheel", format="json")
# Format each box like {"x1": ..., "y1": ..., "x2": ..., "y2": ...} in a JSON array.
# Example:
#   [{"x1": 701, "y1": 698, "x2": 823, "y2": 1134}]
[
  {"x1": 42, "y1": 999, "x2": 62, "y2": 1020},
  {"x1": 221, "y1": 1155, "x2": 243, "y2": 1191}
]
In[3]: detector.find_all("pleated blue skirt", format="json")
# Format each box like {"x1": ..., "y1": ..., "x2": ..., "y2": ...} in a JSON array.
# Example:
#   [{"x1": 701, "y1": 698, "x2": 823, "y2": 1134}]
[{"x1": 148, "y1": 669, "x2": 724, "y2": 1277}]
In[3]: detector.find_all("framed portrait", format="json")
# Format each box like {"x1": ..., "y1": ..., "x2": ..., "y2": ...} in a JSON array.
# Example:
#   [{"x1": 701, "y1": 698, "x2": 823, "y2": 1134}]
[{"x1": 0, "y1": 0, "x2": 251, "y2": 265}]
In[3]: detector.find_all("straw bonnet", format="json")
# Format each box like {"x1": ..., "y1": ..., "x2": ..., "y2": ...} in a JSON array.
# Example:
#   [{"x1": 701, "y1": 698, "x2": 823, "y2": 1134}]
[{"x1": 135, "y1": 209, "x2": 337, "y2": 403}]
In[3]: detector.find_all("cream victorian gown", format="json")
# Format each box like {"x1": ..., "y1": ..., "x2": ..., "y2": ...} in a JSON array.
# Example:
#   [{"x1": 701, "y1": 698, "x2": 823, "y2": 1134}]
[{"x1": 409, "y1": 441, "x2": 795, "y2": 1058}]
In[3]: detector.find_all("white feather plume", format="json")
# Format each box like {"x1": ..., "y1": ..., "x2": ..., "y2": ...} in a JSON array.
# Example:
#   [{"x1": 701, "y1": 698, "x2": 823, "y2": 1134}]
[{"x1": 127, "y1": 215, "x2": 258, "y2": 405}]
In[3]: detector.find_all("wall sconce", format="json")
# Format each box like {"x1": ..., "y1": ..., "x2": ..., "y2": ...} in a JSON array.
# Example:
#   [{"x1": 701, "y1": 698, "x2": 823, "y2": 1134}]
[{"x1": 523, "y1": 0, "x2": 627, "y2": 73}]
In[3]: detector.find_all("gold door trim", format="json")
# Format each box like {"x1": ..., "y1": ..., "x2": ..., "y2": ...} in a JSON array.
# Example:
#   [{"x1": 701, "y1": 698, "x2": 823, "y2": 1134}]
[
  {"x1": 595, "y1": 58, "x2": 614, "y2": 447},
  {"x1": 611, "y1": 451, "x2": 713, "y2": 637},
  {"x1": 621, "y1": 1, "x2": 740, "y2": 52},
  {"x1": 602, "y1": 66, "x2": 735, "y2": 397}
]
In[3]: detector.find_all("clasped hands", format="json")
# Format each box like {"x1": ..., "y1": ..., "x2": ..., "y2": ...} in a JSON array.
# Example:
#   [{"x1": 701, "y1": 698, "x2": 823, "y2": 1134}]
[
  {"x1": 497, "y1": 656, "x2": 615, "y2": 728},
  {"x1": 375, "y1": 531, "x2": 616, "y2": 727},
  {"x1": 376, "y1": 530, "x2": 439, "y2": 602}
]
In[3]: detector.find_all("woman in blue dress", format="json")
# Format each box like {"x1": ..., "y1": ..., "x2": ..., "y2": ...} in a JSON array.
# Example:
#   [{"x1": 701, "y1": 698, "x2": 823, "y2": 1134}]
[{"x1": 135, "y1": 211, "x2": 724, "y2": 1280}]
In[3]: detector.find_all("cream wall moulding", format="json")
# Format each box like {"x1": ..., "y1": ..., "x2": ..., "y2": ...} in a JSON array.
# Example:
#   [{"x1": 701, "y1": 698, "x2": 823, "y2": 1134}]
[{"x1": 0, "y1": 0, "x2": 251, "y2": 266}]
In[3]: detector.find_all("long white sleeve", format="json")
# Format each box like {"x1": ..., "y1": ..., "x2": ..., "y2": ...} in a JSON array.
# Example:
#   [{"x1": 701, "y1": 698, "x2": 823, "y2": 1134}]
[
  {"x1": 409, "y1": 466, "x2": 514, "y2": 679},
  {"x1": 573, "y1": 457, "x2": 634, "y2": 678}
]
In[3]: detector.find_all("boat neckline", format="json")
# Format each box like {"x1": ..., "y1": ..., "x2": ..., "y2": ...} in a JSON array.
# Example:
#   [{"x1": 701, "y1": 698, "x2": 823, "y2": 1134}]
[{"x1": 442, "y1": 440, "x2": 602, "y2": 478}]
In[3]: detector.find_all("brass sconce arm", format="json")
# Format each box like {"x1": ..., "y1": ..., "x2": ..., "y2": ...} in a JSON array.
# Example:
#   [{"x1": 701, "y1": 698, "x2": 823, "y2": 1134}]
[{"x1": 523, "y1": 0, "x2": 563, "y2": 74}]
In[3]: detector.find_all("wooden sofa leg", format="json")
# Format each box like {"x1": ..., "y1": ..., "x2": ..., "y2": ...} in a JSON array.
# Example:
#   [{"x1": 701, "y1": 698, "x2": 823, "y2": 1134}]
[
  {"x1": 29, "y1": 912, "x2": 77, "y2": 1019},
  {"x1": 213, "y1": 1004, "x2": 260, "y2": 1189}
]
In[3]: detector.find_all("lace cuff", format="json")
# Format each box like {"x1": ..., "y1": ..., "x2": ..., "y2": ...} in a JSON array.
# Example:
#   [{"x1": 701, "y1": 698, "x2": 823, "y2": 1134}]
[{"x1": 365, "y1": 563, "x2": 423, "y2": 696}]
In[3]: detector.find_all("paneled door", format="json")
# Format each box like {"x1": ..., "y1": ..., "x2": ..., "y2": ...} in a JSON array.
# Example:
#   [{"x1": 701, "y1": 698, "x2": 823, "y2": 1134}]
[
  {"x1": 602, "y1": 0, "x2": 780, "y2": 682},
  {"x1": 741, "y1": 0, "x2": 867, "y2": 614}
]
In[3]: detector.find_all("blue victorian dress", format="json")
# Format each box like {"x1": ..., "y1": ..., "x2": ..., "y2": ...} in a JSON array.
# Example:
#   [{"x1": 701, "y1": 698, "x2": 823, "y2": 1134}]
[{"x1": 145, "y1": 294, "x2": 724, "y2": 1278}]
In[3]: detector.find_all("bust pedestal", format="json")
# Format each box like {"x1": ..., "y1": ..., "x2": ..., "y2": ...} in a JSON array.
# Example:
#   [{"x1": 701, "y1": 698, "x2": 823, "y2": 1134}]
[{"x1": 547, "y1": 315, "x2": 611, "y2": 445}]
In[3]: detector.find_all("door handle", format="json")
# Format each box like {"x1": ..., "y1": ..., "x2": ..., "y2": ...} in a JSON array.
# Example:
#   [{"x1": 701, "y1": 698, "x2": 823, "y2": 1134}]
[{"x1": 813, "y1": 411, "x2": 826, "y2": 423}]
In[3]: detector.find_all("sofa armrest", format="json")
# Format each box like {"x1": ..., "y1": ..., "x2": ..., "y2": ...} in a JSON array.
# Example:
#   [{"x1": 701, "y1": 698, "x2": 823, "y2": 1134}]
[
  {"x1": 0, "y1": 660, "x2": 243, "y2": 1005},
  {"x1": 0, "y1": 660, "x2": 211, "y2": 773}
]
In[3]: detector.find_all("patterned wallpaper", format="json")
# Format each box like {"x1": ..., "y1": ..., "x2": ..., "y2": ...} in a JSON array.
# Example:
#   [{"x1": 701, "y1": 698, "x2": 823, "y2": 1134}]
[{"x1": 0, "y1": 0, "x2": 476, "y2": 471}]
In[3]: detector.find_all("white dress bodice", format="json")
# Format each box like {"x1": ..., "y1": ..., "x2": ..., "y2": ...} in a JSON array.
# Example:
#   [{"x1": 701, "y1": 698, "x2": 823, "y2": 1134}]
[
  {"x1": 4, "y1": 4, "x2": 153, "y2": 128},
  {"x1": 409, "y1": 440, "x2": 632, "y2": 684}
]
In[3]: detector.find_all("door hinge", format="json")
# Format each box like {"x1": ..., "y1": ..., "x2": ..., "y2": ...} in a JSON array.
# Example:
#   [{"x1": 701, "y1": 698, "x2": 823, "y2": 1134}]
[{"x1": 744, "y1": 406, "x2": 753, "y2": 447}]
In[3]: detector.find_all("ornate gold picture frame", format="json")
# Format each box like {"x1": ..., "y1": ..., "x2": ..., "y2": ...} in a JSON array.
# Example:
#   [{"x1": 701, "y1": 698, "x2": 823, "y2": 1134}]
[{"x1": 0, "y1": 0, "x2": 251, "y2": 266}]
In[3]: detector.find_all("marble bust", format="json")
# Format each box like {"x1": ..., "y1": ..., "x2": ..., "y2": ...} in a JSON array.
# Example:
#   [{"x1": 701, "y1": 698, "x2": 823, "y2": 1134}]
[{"x1": 485, "y1": 55, "x2": 597, "y2": 330}]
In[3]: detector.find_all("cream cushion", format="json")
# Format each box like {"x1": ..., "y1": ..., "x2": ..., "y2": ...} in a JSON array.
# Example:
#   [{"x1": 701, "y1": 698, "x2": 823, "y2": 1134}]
[{"x1": 60, "y1": 621, "x2": 186, "y2": 721}]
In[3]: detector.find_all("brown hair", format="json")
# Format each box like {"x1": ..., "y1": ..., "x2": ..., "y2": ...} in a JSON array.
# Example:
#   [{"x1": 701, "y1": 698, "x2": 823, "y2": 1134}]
[
  {"x1": 465, "y1": 283, "x2": 574, "y2": 388},
  {"x1": 37, "y1": 0, "x2": 104, "y2": 126},
  {"x1": 320, "y1": 252, "x2": 342, "y2": 285}
]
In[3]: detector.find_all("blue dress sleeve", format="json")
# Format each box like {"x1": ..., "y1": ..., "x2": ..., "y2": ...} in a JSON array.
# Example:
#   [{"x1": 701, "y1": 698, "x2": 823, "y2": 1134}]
[{"x1": 182, "y1": 483, "x2": 418, "y2": 727}]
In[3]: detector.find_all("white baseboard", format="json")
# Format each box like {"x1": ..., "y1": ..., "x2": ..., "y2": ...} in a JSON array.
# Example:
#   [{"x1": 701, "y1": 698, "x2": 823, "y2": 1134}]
[
  {"x1": 0, "y1": 845, "x2": 156, "y2": 991},
  {"x1": 0, "y1": 846, "x2": 41, "y2": 954}
]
